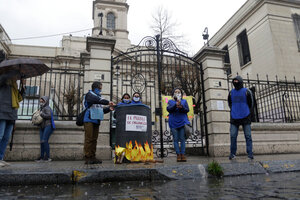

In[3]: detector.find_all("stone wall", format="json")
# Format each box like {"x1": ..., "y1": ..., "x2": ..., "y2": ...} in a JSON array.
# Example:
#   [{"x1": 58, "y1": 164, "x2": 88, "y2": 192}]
[
  {"x1": 4, "y1": 120, "x2": 111, "y2": 161},
  {"x1": 210, "y1": 122, "x2": 300, "y2": 157},
  {"x1": 4, "y1": 121, "x2": 300, "y2": 161}
]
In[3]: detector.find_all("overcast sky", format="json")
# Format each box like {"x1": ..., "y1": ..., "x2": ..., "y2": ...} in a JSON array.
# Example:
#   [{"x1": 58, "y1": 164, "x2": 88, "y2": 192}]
[{"x1": 0, "y1": 0, "x2": 247, "y2": 55}]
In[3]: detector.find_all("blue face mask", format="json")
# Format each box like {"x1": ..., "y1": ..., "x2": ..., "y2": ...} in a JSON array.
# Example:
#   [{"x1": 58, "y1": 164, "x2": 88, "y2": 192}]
[
  {"x1": 133, "y1": 97, "x2": 140, "y2": 102},
  {"x1": 123, "y1": 99, "x2": 131, "y2": 104},
  {"x1": 94, "y1": 88, "x2": 101, "y2": 95}
]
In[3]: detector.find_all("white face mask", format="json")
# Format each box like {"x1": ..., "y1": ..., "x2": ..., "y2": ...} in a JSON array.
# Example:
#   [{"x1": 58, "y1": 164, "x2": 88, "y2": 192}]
[
  {"x1": 174, "y1": 93, "x2": 181, "y2": 100},
  {"x1": 133, "y1": 97, "x2": 140, "y2": 102}
]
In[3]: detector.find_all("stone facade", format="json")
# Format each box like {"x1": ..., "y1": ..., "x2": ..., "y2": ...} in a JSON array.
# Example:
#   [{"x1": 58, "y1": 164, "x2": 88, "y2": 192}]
[
  {"x1": 207, "y1": 0, "x2": 300, "y2": 80},
  {"x1": 92, "y1": 0, "x2": 131, "y2": 52}
]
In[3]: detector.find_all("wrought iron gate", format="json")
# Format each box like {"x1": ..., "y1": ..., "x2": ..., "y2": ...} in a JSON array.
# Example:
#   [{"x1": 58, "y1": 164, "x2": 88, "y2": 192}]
[{"x1": 111, "y1": 35, "x2": 208, "y2": 157}]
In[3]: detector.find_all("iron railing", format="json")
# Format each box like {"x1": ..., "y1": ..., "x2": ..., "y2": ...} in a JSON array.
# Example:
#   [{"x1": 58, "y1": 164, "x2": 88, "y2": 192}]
[
  {"x1": 228, "y1": 74, "x2": 300, "y2": 123},
  {"x1": 18, "y1": 67, "x2": 84, "y2": 121}
]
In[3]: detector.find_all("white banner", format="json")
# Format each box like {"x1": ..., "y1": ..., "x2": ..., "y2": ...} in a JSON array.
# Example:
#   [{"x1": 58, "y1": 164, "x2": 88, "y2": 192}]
[{"x1": 125, "y1": 115, "x2": 147, "y2": 132}]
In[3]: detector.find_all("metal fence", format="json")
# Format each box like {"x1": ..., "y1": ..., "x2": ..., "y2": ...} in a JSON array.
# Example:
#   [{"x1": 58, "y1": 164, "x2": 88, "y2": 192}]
[
  {"x1": 228, "y1": 74, "x2": 300, "y2": 123},
  {"x1": 18, "y1": 67, "x2": 84, "y2": 121}
]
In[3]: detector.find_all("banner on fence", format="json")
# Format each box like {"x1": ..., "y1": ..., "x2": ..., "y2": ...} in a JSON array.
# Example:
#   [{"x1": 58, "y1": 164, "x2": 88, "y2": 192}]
[{"x1": 162, "y1": 96, "x2": 194, "y2": 119}]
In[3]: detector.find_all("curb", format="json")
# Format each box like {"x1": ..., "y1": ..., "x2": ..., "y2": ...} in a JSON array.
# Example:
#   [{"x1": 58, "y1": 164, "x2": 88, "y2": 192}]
[{"x1": 0, "y1": 160, "x2": 300, "y2": 186}]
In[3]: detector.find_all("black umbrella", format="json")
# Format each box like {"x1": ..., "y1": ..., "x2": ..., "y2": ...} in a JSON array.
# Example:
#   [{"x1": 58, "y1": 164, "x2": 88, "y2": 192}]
[
  {"x1": 0, "y1": 58, "x2": 49, "y2": 151},
  {"x1": 0, "y1": 58, "x2": 49, "y2": 79}
]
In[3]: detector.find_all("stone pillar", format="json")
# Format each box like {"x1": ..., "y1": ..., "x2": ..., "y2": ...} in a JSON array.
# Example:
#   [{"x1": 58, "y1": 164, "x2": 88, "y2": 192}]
[
  {"x1": 194, "y1": 47, "x2": 230, "y2": 157},
  {"x1": 85, "y1": 36, "x2": 116, "y2": 160}
]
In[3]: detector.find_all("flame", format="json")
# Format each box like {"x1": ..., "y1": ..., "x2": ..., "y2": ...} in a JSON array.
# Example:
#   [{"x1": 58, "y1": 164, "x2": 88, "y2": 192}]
[{"x1": 115, "y1": 140, "x2": 153, "y2": 163}]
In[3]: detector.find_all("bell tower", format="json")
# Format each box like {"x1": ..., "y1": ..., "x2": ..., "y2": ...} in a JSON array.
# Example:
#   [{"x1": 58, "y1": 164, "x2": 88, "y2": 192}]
[{"x1": 92, "y1": 0, "x2": 131, "y2": 51}]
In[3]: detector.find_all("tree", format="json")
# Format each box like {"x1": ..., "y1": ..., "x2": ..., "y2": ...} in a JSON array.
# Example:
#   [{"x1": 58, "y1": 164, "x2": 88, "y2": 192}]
[
  {"x1": 151, "y1": 6, "x2": 202, "y2": 114},
  {"x1": 150, "y1": 6, "x2": 189, "y2": 53},
  {"x1": 64, "y1": 85, "x2": 78, "y2": 120}
]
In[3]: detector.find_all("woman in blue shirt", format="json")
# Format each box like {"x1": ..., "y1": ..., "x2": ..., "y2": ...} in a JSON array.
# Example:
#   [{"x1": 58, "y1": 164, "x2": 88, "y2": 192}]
[{"x1": 167, "y1": 88, "x2": 190, "y2": 162}]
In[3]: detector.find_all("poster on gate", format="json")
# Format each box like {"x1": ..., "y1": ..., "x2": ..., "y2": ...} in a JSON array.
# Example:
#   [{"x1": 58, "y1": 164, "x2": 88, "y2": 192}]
[
  {"x1": 162, "y1": 96, "x2": 194, "y2": 119},
  {"x1": 125, "y1": 114, "x2": 147, "y2": 132}
]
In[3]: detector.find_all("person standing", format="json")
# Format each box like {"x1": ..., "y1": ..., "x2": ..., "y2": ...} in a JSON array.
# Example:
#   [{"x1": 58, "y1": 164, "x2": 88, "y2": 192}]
[
  {"x1": 35, "y1": 96, "x2": 55, "y2": 162},
  {"x1": 0, "y1": 71, "x2": 25, "y2": 167},
  {"x1": 83, "y1": 81, "x2": 115, "y2": 164},
  {"x1": 167, "y1": 88, "x2": 190, "y2": 162},
  {"x1": 228, "y1": 75, "x2": 254, "y2": 160}
]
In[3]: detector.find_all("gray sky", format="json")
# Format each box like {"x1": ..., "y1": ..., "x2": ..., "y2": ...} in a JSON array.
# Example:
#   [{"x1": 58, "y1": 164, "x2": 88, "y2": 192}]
[{"x1": 0, "y1": 0, "x2": 247, "y2": 54}]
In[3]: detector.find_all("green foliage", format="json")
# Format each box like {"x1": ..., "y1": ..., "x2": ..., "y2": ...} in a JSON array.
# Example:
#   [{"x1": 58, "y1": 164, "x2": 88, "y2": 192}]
[{"x1": 208, "y1": 160, "x2": 224, "y2": 178}]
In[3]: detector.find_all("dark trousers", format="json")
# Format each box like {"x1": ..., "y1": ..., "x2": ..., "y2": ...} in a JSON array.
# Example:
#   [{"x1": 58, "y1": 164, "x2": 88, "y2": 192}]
[{"x1": 84, "y1": 122, "x2": 99, "y2": 158}]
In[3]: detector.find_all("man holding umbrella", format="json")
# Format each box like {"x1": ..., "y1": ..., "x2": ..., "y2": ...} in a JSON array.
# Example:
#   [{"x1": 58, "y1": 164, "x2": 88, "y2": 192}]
[{"x1": 0, "y1": 58, "x2": 49, "y2": 167}]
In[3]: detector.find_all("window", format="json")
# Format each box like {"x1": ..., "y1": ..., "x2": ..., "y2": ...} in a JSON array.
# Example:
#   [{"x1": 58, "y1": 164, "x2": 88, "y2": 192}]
[
  {"x1": 222, "y1": 45, "x2": 231, "y2": 75},
  {"x1": 25, "y1": 86, "x2": 39, "y2": 98},
  {"x1": 222, "y1": 45, "x2": 231, "y2": 64},
  {"x1": 292, "y1": 14, "x2": 300, "y2": 50},
  {"x1": 107, "y1": 12, "x2": 115, "y2": 30},
  {"x1": 237, "y1": 29, "x2": 251, "y2": 67},
  {"x1": 0, "y1": 50, "x2": 5, "y2": 63}
]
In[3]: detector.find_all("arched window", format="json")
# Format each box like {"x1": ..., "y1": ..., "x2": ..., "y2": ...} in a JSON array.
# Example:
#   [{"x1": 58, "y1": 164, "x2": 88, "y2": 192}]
[{"x1": 107, "y1": 12, "x2": 115, "y2": 30}]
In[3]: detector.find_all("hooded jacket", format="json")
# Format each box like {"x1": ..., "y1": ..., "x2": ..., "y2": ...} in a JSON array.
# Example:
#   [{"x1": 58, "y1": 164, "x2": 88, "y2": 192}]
[
  {"x1": 228, "y1": 76, "x2": 254, "y2": 125},
  {"x1": 39, "y1": 96, "x2": 54, "y2": 129}
]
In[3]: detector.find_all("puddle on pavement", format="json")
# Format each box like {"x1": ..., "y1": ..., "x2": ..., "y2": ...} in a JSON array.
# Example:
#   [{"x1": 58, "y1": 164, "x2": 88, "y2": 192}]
[{"x1": 1, "y1": 172, "x2": 300, "y2": 199}]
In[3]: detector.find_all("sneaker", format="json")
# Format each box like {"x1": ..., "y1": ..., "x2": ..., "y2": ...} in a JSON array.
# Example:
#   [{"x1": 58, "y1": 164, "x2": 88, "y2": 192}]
[
  {"x1": 0, "y1": 160, "x2": 11, "y2": 166},
  {"x1": 248, "y1": 155, "x2": 254, "y2": 160},
  {"x1": 43, "y1": 158, "x2": 52, "y2": 162},
  {"x1": 0, "y1": 161, "x2": 5, "y2": 167},
  {"x1": 91, "y1": 158, "x2": 102, "y2": 164},
  {"x1": 229, "y1": 154, "x2": 236, "y2": 160},
  {"x1": 35, "y1": 157, "x2": 44, "y2": 162}
]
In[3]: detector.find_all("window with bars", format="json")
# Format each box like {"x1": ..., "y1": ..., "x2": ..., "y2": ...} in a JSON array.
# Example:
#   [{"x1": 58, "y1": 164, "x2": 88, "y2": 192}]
[
  {"x1": 292, "y1": 14, "x2": 300, "y2": 50},
  {"x1": 107, "y1": 12, "x2": 115, "y2": 30},
  {"x1": 237, "y1": 29, "x2": 251, "y2": 67}
]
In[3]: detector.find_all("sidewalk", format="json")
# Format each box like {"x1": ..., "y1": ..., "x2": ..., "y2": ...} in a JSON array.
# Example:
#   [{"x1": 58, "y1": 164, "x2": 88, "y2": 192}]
[{"x1": 0, "y1": 154, "x2": 300, "y2": 186}]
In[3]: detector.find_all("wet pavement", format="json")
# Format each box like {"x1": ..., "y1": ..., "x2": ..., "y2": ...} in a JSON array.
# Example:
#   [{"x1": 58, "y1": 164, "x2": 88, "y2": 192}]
[
  {"x1": 0, "y1": 154, "x2": 300, "y2": 199},
  {"x1": 0, "y1": 153, "x2": 300, "y2": 186},
  {"x1": 1, "y1": 172, "x2": 300, "y2": 199}
]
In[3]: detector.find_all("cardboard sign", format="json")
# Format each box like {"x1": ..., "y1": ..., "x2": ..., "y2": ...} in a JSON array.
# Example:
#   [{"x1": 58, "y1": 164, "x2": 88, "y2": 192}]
[
  {"x1": 125, "y1": 114, "x2": 147, "y2": 132},
  {"x1": 162, "y1": 96, "x2": 194, "y2": 119}
]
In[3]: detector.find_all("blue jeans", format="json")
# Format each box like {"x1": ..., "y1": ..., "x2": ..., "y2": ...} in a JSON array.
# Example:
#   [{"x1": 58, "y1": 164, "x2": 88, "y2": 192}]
[
  {"x1": 171, "y1": 126, "x2": 186, "y2": 155},
  {"x1": 0, "y1": 120, "x2": 14, "y2": 160},
  {"x1": 39, "y1": 125, "x2": 53, "y2": 159},
  {"x1": 230, "y1": 123, "x2": 253, "y2": 157}
]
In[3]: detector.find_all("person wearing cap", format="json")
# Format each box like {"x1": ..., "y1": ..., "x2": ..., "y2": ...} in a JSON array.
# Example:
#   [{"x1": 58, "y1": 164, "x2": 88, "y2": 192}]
[
  {"x1": 167, "y1": 88, "x2": 190, "y2": 162},
  {"x1": 228, "y1": 75, "x2": 254, "y2": 160}
]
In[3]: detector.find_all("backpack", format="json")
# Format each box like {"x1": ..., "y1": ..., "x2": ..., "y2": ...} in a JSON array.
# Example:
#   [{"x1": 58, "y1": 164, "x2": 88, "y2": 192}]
[{"x1": 76, "y1": 108, "x2": 87, "y2": 126}]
